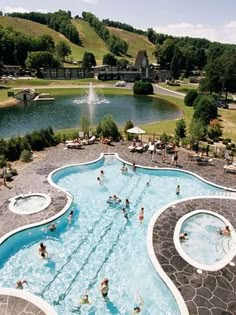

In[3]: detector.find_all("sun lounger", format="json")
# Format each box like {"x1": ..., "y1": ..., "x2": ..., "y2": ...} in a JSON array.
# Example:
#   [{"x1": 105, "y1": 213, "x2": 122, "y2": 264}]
[
  {"x1": 224, "y1": 164, "x2": 236, "y2": 174},
  {"x1": 135, "y1": 143, "x2": 149, "y2": 153},
  {"x1": 66, "y1": 142, "x2": 83, "y2": 149},
  {"x1": 128, "y1": 145, "x2": 136, "y2": 152},
  {"x1": 88, "y1": 135, "x2": 96, "y2": 144}
]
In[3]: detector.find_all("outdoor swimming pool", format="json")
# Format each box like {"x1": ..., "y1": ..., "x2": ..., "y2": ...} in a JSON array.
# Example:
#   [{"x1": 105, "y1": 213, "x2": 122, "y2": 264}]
[
  {"x1": 179, "y1": 212, "x2": 235, "y2": 267},
  {"x1": 0, "y1": 156, "x2": 225, "y2": 315}
]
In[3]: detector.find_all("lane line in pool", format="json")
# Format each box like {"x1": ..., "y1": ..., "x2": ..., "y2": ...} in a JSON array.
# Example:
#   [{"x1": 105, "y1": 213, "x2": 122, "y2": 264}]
[
  {"x1": 52, "y1": 176, "x2": 149, "y2": 306},
  {"x1": 40, "y1": 175, "x2": 142, "y2": 298}
]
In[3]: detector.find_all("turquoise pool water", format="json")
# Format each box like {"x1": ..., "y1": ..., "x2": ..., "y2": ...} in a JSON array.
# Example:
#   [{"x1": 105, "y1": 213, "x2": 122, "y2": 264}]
[
  {"x1": 0, "y1": 156, "x2": 224, "y2": 315},
  {"x1": 180, "y1": 213, "x2": 233, "y2": 265}
]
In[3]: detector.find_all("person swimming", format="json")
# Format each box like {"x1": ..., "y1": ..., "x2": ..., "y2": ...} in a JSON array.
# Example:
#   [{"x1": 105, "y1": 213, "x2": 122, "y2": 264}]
[
  {"x1": 131, "y1": 295, "x2": 144, "y2": 314},
  {"x1": 125, "y1": 199, "x2": 130, "y2": 208},
  {"x1": 16, "y1": 279, "x2": 27, "y2": 289},
  {"x1": 138, "y1": 207, "x2": 144, "y2": 224},
  {"x1": 68, "y1": 210, "x2": 74, "y2": 225},
  {"x1": 38, "y1": 242, "x2": 48, "y2": 258},
  {"x1": 121, "y1": 163, "x2": 128, "y2": 173},
  {"x1": 100, "y1": 278, "x2": 109, "y2": 298},
  {"x1": 179, "y1": 232, "x2": 188, "y2": 240},
  {"x1": 48, "y1": 222, "x2": 56, "y2": 232},
  {"x1": 176, "y1": 185, "x2": 180, "y2": 195},
  {"x1": 219, "y1": 226, "x2": 231, "y2": 236},
  {"x1": 79, "y1": 290, "x2": 90, "y2": 304}
]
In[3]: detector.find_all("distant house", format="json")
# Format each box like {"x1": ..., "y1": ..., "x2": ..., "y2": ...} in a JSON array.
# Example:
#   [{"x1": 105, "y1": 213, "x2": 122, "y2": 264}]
[
  {"x1": 2, "y1": 65, "x2": 21, "y2": 76},
  {"x1": 14, "y1": 88, "x2": 37, "y2": 101}
]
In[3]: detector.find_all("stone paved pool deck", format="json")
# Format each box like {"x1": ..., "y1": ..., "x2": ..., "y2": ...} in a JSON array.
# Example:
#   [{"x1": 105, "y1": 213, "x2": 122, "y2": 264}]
[{"x1": 0, "y1": 141, "x2": 235, "y2": 315}]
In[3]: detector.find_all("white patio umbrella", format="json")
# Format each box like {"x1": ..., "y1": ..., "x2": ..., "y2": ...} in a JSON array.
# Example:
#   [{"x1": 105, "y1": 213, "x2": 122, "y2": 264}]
[{"x1": 127, "y1": 126, "x2": 146, "y2": 141}]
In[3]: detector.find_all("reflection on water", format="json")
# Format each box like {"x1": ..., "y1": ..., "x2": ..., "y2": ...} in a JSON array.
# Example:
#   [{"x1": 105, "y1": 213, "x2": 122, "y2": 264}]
[{"x1": 0, "y1": 94, "x2": 182, "y2": 138}]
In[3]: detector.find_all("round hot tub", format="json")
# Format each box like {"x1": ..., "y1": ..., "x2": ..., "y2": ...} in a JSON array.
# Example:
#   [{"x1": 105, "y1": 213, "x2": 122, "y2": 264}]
[
  {"x1": 9, "y1": 193, "x2": 51, "y2": 215},
  {"x1": 174, "y1": 210, "x2": 236, "y2": 271}
]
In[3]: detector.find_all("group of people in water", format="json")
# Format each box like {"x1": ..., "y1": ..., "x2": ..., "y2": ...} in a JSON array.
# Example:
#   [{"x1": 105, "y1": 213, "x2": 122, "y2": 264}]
[{"x1": 179, "y1": 225, "x2": 231, "y2": 241}]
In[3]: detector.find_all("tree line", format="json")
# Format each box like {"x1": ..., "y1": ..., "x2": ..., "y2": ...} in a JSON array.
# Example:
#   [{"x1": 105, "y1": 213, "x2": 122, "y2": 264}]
[
  {"x1": 102, "y1": 19, "x2": 146, "y2": 36},
  {"x1": 8, "y1": 10, "x2": 80, "y2": 45},
  {"x1": 82, "y1": 12, "x2": 128, "y2": 56}
]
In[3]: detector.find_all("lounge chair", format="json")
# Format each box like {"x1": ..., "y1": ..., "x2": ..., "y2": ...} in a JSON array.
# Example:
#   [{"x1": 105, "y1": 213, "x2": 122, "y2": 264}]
[
  {"x1": 78, "y1": 131, "x2": 84, "y2": 139},
  {"x1": 224, "y1": 163, "x2": 236, "y2": 174},
  {"x1": 88, "y1": 135, "x2": 96, "y2": 144},
  {"x1": 66, "y1": 142, "x2": 83, "y2": 149},
  {"x1": 136, "y1": 143, "x2": 149, "y2": 153}
]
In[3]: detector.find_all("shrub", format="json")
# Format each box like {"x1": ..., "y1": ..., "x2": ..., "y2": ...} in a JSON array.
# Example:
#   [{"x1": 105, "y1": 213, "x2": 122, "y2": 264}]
[
  {"x1": 193, "y1": 96, "x2": 217, "y2": 125},
  {"x1": 124, "y1": 120, "x2": 134, "y2": 140},
  {"x1": 207, "y1": 119, "x2": 223, "y2": 141},
  {"x1": 175, "y1": 119, "x2": 186, "y2": 139},
  {"x1": 231, "y1": 143, "x2": 235, "y2": 148},
  {"x1": 133, "y1": 81, "x2": 153, "y2": 95},
  {"x1": 96, "y1": 115, "x2": 120, "y2": 140},
  {"x1": 222, "y1": 140, "x2": 228, "y2": 145},
  {"x1": 160, "y1": 133, "x2": 171, "y2": 142},
  {"x1": 20, "y1": 150, "x2": 32, "y2": 162},
  {"x1": 4, "y1": 173, "x2": 13, "y2": 181},
  {"x1": 184, "y1": 90, "x2": 198, "y2": 107}
]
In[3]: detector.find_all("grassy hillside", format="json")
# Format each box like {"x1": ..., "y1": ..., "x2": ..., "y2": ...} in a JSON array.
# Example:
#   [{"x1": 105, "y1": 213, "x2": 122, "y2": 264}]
[
  {"x1": 0, "y1": 16, "x2": 86, "y2": 62},
  {"x1": 108, "y1": 27, "x2": 156, "y2": 63},
  {"x1": 72, "y1": 19, "x2": 109, "y2": 63},
  {"x1": 0, "y1": 16, "x2": 156, "y2": 65}
]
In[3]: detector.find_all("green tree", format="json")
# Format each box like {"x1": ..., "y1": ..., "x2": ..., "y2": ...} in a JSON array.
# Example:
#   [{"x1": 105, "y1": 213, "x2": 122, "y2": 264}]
[
  {"x1": 175, "y1": 119, "x2": 186, "y2": 139},
  {"x1": 193, "y1": 95, "x2": 217, "y2": 125},
  {"x1": 170, "y1": 48, "x2": 183, "y2": 79},
  {"x1": 82, "y1": 51, "x2": 96, "y2": 68},
  {"x1": 96, "y1": 115, "x2": 119, "y2": 139},
  {"x1": 102, "y1": 53, "x2": 117, "y2": 66},
  {"x1": 80, "y1": 115, "x2": 91, "y2": 135},
  {"x1": 124, "y1": 120, "x2": 134, "y2": 140},
  {"x1": 133, "y1": 81, "x2": 153, "y2": 95},
  {"x1": 189, "y1": 119, "x2": 207, "y2": 141},
  {"x1": 184, "y1": 90, "x2": 198, "y2": 107},
  {"x1": 207, "y1": 119, "x2": 223, "y2": 141},
  {"x1": 117, "y1": 58, "x2": 129, "y2": 69},
  {"x1": 56, "y1": 41, "x2": 71, "y2": 61},
  {"x1": 26, "y1": 51, "x2": 60, "y2": 70}
]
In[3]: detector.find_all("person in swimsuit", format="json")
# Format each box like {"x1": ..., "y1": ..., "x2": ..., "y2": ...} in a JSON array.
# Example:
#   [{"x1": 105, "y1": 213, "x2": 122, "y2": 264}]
[
  {"x1": 38, "y1": 242, "x2": 48, "y2": 258},
  {"x1": 68, "y1": 210, "x2": 74, "y2": 225},
  {"x1": 176, "y1": 185, "x2": 180, "y2": 195},
  {"x1": 79, "y1": 290, "x2": 90, "y2": 304},
  {"x1": 100, "y1": 278, "x2": 109, "y2": 298},
  {"x1": 131, "y1": 295, "x2": 144, "y2": 314},
  {"x1": 16, "y1": 279, "x2": 27, "y2": 289},
  {"x1": 138, "y1": 207, "x2": 144, "y2": 224}
]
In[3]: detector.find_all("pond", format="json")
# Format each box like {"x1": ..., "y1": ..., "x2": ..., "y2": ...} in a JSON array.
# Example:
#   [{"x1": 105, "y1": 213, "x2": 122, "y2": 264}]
[{"x1": 0, "y1": 94, "x2": 182, "y2": 138}]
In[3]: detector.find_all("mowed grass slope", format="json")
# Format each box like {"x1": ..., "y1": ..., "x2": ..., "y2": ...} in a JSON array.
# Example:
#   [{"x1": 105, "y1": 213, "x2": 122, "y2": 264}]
[
  {"x1": 107, "y1": 27, "x2": 156, "y2": 63},
  {"x1": 72, "y1": 19, "x2": 109, "y2": 64}
]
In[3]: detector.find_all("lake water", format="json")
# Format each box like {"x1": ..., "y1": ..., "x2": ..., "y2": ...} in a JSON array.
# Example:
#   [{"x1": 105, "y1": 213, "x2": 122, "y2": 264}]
[{"x1": 0, "y1": 94, "x2": 182, "y2": 138}]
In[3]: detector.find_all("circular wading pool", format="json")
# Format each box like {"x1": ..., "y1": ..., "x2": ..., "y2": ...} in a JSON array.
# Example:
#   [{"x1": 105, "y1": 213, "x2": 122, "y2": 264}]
[
  {"x1": 174, "y1": 210, "x2": 236, "y2": 271},
  {"x1": 9, "y1": 193, "x2": 51, "y2": 215}
]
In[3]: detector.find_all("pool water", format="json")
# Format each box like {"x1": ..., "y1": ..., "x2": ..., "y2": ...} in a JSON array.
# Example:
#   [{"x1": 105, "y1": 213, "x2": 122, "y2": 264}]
[
  {"x1": 180, "y1": 213, "x2": 233, "y2": 265},
  {"x1": 0, "y1": 157, "x2": 224, "y2": 315},
  {"x1": 13, "y1": 195, "x2": 49, "y2": 214}
]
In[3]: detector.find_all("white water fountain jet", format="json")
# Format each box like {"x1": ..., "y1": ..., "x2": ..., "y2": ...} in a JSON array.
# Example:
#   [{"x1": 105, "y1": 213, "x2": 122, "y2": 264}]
[
  {"x1": 73, "y1": 82, "x2": 109, "y2": 105},
  {"x1": 87, "y1": 82, "x2": 99, "y2": 104}
]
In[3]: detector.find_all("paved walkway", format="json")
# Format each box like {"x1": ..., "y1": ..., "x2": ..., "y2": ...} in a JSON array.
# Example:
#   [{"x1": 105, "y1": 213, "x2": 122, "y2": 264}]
[
  {"x1": 0, "y1": 293, "x2": 46, "y2": 315},
  {"x1": 0, "y1": 141, "x2": 235, "y2": 315}
]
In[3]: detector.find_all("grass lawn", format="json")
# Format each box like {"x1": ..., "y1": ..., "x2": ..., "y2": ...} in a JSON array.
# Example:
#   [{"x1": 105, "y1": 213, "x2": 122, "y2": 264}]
[
  {"x1": 159, "y1": 82, "x2": 198, "y2": 94},
  {"x1": 219, "y1": 109, "x2": 236, "y2": 142}
]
